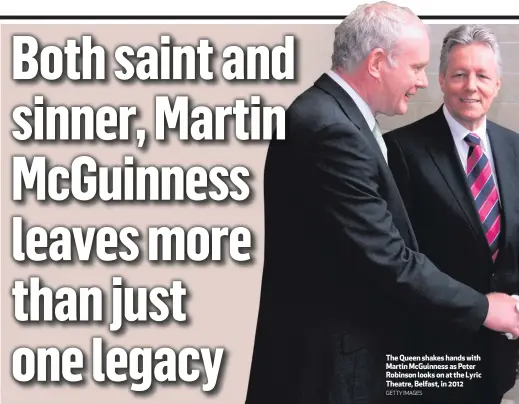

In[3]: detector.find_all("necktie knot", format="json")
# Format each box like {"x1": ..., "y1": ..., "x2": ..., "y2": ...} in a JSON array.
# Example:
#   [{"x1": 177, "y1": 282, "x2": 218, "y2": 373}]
[
  {"x1": 371, "y1": 120, "x2": 387, "y2": 163},
  {"x1": 465, "y1": 133, "x2": 481, "y2": 147},
  {"x1": 372, "y1": 120, "x2": 381, "y2": 136}
]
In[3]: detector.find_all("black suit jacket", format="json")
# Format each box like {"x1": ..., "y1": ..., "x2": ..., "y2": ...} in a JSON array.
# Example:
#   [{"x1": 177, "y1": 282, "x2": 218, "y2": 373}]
[
  {"x1": 245, "y1": 75, "x2": 489, "y2": 404},
  {"x1": 385, "y1": 106, "x2": 519, "y2": 400}
]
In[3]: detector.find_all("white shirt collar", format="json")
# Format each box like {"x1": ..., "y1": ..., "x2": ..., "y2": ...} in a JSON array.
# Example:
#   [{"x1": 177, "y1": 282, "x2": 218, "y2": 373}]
[
  {"x1": 442, "y1": 104, "x2": 488, "y2": 150},
  {"x1": 326, "y1": 70, "x2": 377, "y2": 131}
]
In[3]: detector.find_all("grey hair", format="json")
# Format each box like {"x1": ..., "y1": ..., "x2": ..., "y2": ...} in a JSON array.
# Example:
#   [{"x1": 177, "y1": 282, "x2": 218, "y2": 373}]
[
  {"x1": 439, "y1": 24, "x2": 502, "y2": 76},
  {"x1": 332, "y1": 1, "x2": 426, "y2": 72}
]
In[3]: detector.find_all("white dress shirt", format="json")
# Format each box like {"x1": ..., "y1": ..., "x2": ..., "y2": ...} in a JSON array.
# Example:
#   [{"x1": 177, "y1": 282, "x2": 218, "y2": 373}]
[
  {"x1": 326, "y1": 70, "x2": 387, "y2": 163},
  {"x1": 442, "y1": 104, "x2": 500, "y2": 198}
]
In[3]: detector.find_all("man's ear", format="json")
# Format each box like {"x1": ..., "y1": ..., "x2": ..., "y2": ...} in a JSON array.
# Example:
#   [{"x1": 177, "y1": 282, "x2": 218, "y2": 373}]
[
  {"x1": 439, "y1": 72, "x2": 446, "y2": 93},
  {"x1": 367, "y1": 48, "x2": 386, "y2": 80},
  {"x1": 494, "y1": 76, "x2": 502, "y2": 98}
]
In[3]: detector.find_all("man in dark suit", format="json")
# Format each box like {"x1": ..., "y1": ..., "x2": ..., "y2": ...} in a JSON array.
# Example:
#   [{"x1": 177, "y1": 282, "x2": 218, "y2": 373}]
[
  {"x1": 385, "y1": 24, "x2": 519, "y2": 404},
  {"x1": 246, "y1": 4, "x2": 519, "y2": 403}
]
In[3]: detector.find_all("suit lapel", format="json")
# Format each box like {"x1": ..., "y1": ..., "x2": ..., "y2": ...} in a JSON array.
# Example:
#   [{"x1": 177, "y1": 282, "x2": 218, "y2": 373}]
[
  {"x1": 313, "y1": 74, "x2": 388, "y2": 166},
  {"x1": 313, "y1": 73, "x2": 418, "y2": 246},
  {"x1": 424, "y1": 107, "x2": 490, "y2": 247},
  {"x1": 487, "y1": 123, "x2": 517, "y2": 250}
]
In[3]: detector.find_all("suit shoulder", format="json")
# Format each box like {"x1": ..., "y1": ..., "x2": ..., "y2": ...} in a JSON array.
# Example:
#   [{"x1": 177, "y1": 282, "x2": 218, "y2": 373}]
[
  {"x1": 286, "y1": 85, "x2": 355, "y2": 133},
  {"x1": 488, "y1": 120, "x2": 519, "y2": 142},
  {"x1": 384, "y1": 113, "x2": 432, "y2": 144}
]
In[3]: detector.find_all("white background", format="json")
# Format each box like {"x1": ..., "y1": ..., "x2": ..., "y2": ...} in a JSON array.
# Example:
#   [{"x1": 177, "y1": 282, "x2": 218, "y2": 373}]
[{"x1": 0, "y1": 1, "x2": 518, "y2": 17}]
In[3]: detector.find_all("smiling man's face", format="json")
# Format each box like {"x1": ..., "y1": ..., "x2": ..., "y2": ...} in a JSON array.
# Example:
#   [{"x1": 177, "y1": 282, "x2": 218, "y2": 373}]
[{"x1": 440, "y1": 42, "x2": 501, "y2": 131}]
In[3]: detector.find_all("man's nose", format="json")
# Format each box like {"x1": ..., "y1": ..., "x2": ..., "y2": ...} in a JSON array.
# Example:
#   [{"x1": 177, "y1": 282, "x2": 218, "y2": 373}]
[
  {"x1": 418, "y1": 70, "x2": 428, "y2": 88},
  {"x1": 465, "y1": 74, "x2": 477, "y2": 91}
]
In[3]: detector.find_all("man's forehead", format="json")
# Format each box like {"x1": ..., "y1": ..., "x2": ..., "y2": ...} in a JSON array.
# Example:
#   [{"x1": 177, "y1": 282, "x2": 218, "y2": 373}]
[
  {"x1": 446, "y1": 44, "x2": 499, "y2": 70},
  {"x1": 401, "y1": 23, "x2": 429, "y2": 39}
]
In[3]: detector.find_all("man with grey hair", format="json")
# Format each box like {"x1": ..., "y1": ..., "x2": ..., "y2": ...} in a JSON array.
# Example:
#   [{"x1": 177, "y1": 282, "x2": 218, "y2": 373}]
[
  {"x1": 246, "y1": 6, "x2": 519, "y2": 403},
  {"x1": 386, "y1": 24, "x2": 519, "y2": 404}
]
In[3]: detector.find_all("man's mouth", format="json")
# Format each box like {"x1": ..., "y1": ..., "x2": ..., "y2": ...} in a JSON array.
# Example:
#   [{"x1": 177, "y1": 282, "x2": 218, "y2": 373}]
[{"x1": 460, "y1": 98, "x2": 480, "y2": 103}]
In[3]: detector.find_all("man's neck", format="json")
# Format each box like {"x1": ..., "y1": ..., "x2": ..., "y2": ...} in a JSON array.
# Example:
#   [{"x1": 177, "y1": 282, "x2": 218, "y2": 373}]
[{"x1": 332, "y1": 68, "x2": 376, "y2": 116}]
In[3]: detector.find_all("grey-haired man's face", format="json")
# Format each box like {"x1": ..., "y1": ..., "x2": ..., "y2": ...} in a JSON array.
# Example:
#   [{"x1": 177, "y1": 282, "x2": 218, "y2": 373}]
[{"x1": 376, "y1": 25, "x2": 430, "y2": 116}]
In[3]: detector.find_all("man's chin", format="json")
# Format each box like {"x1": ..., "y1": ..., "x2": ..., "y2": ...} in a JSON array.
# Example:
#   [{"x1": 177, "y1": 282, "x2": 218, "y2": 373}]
[
  {"x1": 393, "y1": 104, "x2": 409, "y2": 116},
  {"x1": 455, "y1": 112, "x2": 485, "y2": 127}
]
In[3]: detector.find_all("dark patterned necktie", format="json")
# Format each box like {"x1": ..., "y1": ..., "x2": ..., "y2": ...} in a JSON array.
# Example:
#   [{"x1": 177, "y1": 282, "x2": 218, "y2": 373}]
[{"x1": 464, "y1": 133, "x2": 501, "y2": 261}]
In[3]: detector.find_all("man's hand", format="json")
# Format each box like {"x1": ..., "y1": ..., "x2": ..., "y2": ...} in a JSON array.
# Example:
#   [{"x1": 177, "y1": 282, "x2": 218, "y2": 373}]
[{"x1": 483, "y1": 292, "x2": 519, "y2": 337}]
